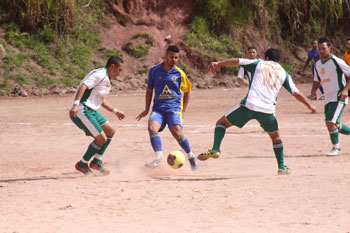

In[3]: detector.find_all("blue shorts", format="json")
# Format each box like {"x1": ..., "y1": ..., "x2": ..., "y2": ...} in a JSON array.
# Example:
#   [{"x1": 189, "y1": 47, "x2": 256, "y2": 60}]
[{"x1": 149, "y1": 110, "x2": 183, "y2": 132}]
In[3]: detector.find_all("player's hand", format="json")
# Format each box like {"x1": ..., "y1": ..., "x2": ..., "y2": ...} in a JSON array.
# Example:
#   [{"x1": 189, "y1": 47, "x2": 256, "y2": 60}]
[
  {"x1": 338, "y1": 89, "x2": 348, "y2": 100},
  {"x1": 136, "y1": 110, "x2": 148, "y2": 121},
  {"x1": 69, "y1": 105, "x2": 78, "y2": 117},
  {"x1": 115, "y1": 111, "x2": 125, "y2": 120},
  {"x1": 208, "y1": 62, "x2": 220, "y2": 73},
  {"x1": 309, "y1": 105, "x2": 317, "y2": 114}
]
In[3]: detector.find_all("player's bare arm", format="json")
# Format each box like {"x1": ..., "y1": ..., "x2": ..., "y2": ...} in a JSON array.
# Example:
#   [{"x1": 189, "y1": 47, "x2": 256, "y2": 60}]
[
  {"x1": 209, "y1": 58, "x2": 240, "y2": 73},
  {"x1": 182, "y1": 91, "x2": 190, "y2": 118},
  {"x1": 338, "y1": 76, "x2": 350, "y2": 99},
  {"x1": 102, "y1": 99, "x2": 125, "y2": 120},
  {"x1": 69, "y1": 83, "x2": 88, "y2": 117},
  {"x1": 310, "y1": 81, "x2": 321, "y2": 100},
  {"x1": 136, "y1": 88, "x2": 153, "y2": 121},
  {"x1": 292, "y1": 91, "x2": 316, "y2": 113}
]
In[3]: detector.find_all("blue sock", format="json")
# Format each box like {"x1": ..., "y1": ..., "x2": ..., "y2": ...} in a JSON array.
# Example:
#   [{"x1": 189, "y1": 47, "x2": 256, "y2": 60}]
[
  {"x1": 177, "y1": 135, "x2": 191, "y2": 153},
  {"x1": 150, "y1": 133, "x2": 162, "y2": 152}
]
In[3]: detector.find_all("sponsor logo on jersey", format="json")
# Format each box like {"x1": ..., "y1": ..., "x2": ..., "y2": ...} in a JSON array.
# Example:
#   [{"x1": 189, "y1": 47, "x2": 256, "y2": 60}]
[{"x1": 159, "y1": 84, "x2": 176, "y2": 99}]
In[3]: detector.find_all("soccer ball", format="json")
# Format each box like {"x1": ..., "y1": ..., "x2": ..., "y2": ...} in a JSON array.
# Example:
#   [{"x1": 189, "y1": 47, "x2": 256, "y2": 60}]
[{"x1": 167, "y1": 150, "x2": 185, "y2": 169}]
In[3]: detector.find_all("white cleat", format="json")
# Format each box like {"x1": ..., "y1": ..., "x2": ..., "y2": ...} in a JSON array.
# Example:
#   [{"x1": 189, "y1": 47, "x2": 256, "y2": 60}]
[
  {"x1": 145, "y1": 159, "x2": 162, "y2": 168},
  {"x1": 326, "y1": 148, "x2": 341, "y2": 156}
]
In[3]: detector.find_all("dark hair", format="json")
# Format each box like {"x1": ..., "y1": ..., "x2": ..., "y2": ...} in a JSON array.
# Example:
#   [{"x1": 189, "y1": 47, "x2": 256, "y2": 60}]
[
  {"x1": 346, "y1": 38, "x2": 350, "y2": 42},
  {"x1": 247, "y1": 46, "x2": 257, "y2": 51},
  {"x1": 318, "y1": 37, "x2": 331, "y2": 47},
  {"x1": 106, "y1": 56, "x2": 123, "y2": 68},
  {"x1": 167, "y1": 45, "x2": 180, "y2": 53},
  {"x1": 265, "y1": 48, "x2": 281, "y2": 62}
]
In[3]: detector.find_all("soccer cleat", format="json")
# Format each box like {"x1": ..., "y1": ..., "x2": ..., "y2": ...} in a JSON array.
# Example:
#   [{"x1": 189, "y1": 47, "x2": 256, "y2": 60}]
[
  {"x1": 197, "y1": 150, "x2": 221, "y2": 161},
  {"x1": 89, "y1": 161, "x2": 110, "y2": 174},
  {"x1": 145, "y1": 159, "x2": 162, "y2": 168},
  {"x1": 278, "y1": 166, "x2": 291, "y2": 175},
  {"x1": 188, "y1": 157, "x2": 198, "y2": 170},
  {"x1": 326, "y1": 148, "x2": 341, "y2": 156},
  {"x1": 75, "y1": 162, "x2": 93, "y2": 175}
]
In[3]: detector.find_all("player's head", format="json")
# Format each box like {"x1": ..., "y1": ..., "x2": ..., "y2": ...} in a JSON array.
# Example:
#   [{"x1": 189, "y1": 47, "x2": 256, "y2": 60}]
[
  {"x1": 106, "y1": 56, "x2": 124, "y2": 78},
  {"x1": 247, "y1": 46, "x2": 257, "y2": 59},
  {"x1": 312, "y1": 40, "x2": 318, "y2": 50},
  {"x1": 264, "y1": 48, "x2": 280, "y2": 62},
  {"x1": 164, "y1": 45, "x2": 180, "y2": 67},
  {"x1": 318, "y1": 37, "x2": 331, "y2": 59},
  {"x1": 346, "y1": 38, "x2": 350, "y2": 51}
]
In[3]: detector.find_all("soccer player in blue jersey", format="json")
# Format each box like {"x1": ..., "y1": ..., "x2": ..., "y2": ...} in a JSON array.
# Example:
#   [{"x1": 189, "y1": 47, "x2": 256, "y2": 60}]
[
  {"x1": 69, "y1": 56, "x2": 126, "y2": 175},
  {"x1": 136, "y1": 45, "x2": 198, "y2": 170},
  {"x1": 300, "y1": 40, "x2": 325, "y2": 100}
]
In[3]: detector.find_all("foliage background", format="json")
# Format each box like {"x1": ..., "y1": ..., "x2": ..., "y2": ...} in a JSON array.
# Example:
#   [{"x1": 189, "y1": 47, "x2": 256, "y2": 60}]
[{"x1": 0, "y1": 0, "x2": 349, "y2": 95}]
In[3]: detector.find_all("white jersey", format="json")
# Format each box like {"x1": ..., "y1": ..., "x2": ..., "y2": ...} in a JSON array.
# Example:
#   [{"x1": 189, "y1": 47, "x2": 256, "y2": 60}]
[
  {"x1": 314, "y1": 55, "x2": 350, "y2": 104},
  {"x1": 239, "y1": 59, "x2": 298, "y2": 113},
  {"x1": 237, "y1": 59, "x2": 257, "y2": 80},
  {"x1": 76, "y1": 67, "x2": 111, "y2": 110}
]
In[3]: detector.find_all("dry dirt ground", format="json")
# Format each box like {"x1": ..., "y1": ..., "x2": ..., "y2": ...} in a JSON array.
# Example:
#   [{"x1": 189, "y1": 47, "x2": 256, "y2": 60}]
[{"x1": 0, "y1": 84, "x2": 349, "y2": 233}]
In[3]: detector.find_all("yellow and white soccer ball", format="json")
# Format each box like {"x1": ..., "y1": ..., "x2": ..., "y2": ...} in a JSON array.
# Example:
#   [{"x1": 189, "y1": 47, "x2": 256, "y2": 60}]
[{"x1": 167, "y1": 150, "x2": 185, "y2": 169}]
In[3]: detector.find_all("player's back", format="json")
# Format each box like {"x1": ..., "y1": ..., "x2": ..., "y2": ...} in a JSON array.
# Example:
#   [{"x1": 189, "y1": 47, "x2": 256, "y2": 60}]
[{"x1": 241, "y1": 59, "x2": 297, "y2": 113}]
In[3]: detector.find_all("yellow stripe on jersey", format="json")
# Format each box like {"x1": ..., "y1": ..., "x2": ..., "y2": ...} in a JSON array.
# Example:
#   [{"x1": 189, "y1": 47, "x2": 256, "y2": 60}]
[{"x1": 175, "y1": 66, "x2": 192, "y2": 93}]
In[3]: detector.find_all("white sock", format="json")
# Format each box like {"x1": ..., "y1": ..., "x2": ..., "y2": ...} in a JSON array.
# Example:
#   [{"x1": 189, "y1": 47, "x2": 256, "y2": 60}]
[
  {"x1": 155, "y1": 151, "x2": 163, "y2": 160},
  {"x1": 187, "y1": 151, "x2": 194, "y2": 159}
]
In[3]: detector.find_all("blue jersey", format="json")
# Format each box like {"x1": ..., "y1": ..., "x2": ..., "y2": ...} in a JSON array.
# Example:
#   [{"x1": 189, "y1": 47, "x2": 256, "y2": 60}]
[
  {"x1": 307, "y1": 49, "x2": 320, "y2": 70},
  {"x1": 147, "y1": 63, "x2": 191, "y2": 112}
]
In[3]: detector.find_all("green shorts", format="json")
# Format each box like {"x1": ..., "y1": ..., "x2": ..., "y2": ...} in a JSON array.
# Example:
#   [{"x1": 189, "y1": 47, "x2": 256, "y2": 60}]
[
  {"x1": 70, "y1": 105, "x2": 107, "y2": 137},
  {"x1": 324, "y1": 102, "x2": 345, "y2": 124},
  {"x1": 225, "y1": 105, "x2": 278, "y2": 132}
]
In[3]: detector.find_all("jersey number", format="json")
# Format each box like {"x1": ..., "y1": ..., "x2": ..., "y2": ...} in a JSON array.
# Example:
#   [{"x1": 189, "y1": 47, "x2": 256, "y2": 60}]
[{"x1": 262, "y1": 67, "x2": 279, "y2": 89}]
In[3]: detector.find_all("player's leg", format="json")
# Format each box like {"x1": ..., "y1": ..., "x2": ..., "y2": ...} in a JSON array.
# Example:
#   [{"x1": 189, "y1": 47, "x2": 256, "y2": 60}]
[
  {"x1": 89, "y1": 121, "x2": 115, "y2": 174},
  {"x1": 198, "y1": 105, "x2": 252, "y2": 161},
  {"x1": 71, "y1": 106, "x2": 108, "y2": 174},
  {"x1": 258, "y1": 112, "x2": 290, "y2": 174},
  {"x1": 168, "y1": 112, "x2": 198, "y2": 170},
  {"x1": 324, "y1": 102, "x2": 345, "y2": 156},
  {"x1": 145, "y1": 111, "x2": 163, "y2": 168}
]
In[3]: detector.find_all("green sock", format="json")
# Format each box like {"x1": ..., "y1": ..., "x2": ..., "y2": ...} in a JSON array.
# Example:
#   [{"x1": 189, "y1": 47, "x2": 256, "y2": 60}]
[
  {"x1": 212, "y1": 125, "x2": 226, "y2": 151},
  {"x1": 82, "y1": 141, "x2": 101, "y2": 162},
  {"x1": 329, "y1": 128, "x2": 339, "y2": 145},
  {"x1": 273, "y1": 142, "x2": 284, "y2": 170},
  {"x1": 339, "y1": 124, "x2": 350, "y2": 135},
  {"x1": 92, "y1": 137, "x2": 112, "y2": 164}
]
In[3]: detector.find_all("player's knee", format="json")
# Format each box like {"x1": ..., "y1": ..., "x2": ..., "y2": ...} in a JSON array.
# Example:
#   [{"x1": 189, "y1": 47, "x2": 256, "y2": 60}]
[
  {"x1": 95, "y1": 134, "x2": 107, "y2": 146},
  {"x1": 148, "y1": 125, "x2": 158, "y2": 134}
]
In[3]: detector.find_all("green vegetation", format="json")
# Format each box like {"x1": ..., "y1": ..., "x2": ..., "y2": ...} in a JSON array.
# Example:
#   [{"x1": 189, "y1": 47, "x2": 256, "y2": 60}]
[
  {"x1": 123, "y1": 33, "x2": 154, "y2": 59},
  {"x1": 0, "y1": 0, "x2": 118, "y2": 95}
]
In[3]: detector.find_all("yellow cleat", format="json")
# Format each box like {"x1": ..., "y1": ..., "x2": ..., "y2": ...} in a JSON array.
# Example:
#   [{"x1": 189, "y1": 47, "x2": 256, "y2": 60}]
[
  {"x1": 197, "y1": 150, "x2": 221, "y2": 161},
  {"x1": 277, "y1": 166, "x2": 291, "y2": 175}
]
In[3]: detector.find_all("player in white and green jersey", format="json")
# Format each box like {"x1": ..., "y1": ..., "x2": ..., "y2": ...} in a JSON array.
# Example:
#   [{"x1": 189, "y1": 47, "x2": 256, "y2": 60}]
[
  {"x1": 198, "y1": 48, "x2": 316, "y2": 174},
  {"x1": 310, "y1": 38, "x2": 350, "y2": 156},
  {"x1": 236, "y1": 46, "x2": 258, "y2": 86},
  {"x1": 69, "y1": 56, "x2": 126, "y2": 175}
]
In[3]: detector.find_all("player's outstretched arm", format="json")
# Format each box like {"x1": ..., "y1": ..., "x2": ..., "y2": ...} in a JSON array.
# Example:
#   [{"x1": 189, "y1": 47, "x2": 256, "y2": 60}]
[
  {"x1": 209, "y1": 58, "x2": 239, "y2": 73},
  {"x1": 136, "y1": 88, "x2": 153, "y2": 121},
  {"x1": 292, "y1": 91, "x2": 316, "y2": 113},
  {"x1": 102, "y1": 99, "x2": 126, "y2": 120}
]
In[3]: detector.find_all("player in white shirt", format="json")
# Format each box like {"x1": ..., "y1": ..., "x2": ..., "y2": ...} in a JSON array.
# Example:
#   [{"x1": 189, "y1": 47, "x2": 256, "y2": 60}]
[
  {"x1": 310, "y1": 38, "x2": 350, "y2": 156},
  {"x1": 69, "y1": 56, "x2": 126, "y2": 175},
  {"x1": 236, "y1": 46, "x2": 258, "y2": 86},
  {"x1": 198, "y1": 48, "x2": 316, "y2": 174}
]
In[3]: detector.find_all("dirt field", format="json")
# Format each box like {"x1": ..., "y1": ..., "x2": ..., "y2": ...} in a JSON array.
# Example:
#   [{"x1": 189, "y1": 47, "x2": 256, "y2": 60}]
[{"x1": 1, "y1": 84, "x2": 349, "y2": 233}]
